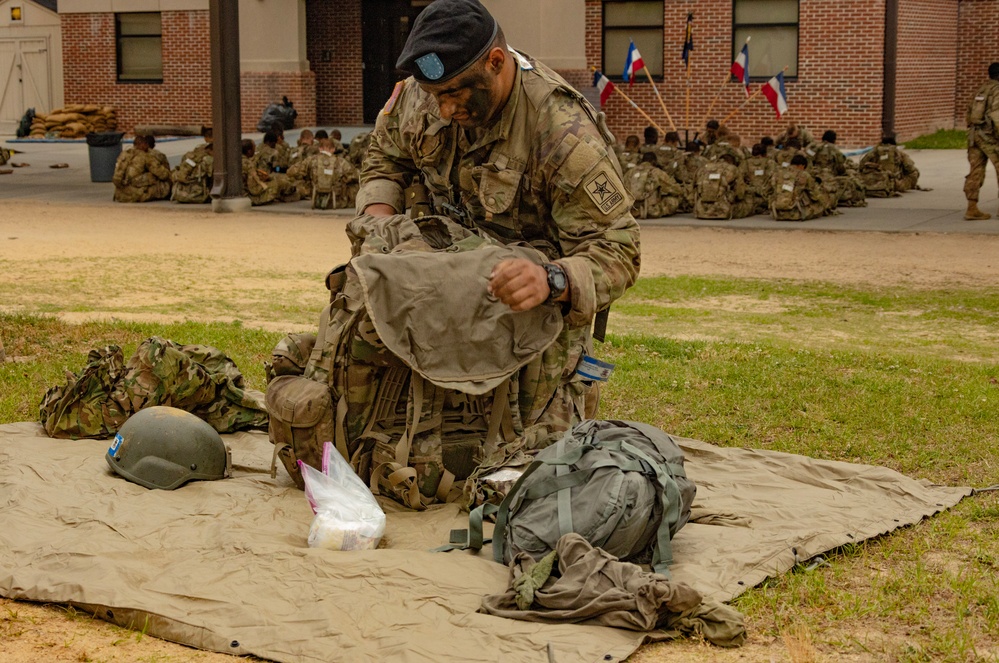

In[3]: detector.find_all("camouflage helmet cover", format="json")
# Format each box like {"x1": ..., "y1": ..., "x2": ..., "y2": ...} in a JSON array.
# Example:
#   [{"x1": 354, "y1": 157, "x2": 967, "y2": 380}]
[
  {"x1": 271, "y1": 332, "x2": 317, "y2": 369},
  {"x1": 106, "y1": 406, "x2": 232, "y2": 490}
]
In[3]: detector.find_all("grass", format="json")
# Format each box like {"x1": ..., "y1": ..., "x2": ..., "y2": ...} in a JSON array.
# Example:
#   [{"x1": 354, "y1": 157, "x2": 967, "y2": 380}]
[
  {"x1": 904, "y1": 129, "x2": 967, "y2": 150},
  {"x1": 2, "y1": 273, "x2": 999, "y2": 661}
]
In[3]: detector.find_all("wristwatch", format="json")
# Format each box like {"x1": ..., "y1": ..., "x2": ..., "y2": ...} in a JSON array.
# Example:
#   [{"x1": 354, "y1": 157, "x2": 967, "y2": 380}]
[{"x1": 543, "y1": 263, "x2": 568, "y2": 303}]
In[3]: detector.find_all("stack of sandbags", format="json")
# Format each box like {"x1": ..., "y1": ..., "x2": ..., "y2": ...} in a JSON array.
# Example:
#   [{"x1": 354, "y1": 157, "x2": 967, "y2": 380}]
[{"x1": 28, "y1": 104, "x2": 118, "y2": 139}]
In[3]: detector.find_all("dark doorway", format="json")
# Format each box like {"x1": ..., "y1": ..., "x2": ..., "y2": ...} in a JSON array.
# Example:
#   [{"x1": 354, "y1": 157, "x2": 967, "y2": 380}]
[{"x1": 362, "y1": 0, "x2": 429, "y2": 123}]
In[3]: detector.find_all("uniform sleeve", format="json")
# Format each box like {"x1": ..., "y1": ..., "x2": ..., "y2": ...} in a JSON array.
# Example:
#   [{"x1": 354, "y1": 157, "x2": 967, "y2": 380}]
[
  {"x1": 539, "y1": 96, "x2": 641, "y2": 330},
  {"x1": 147, "y1": 155, "x2": 172, "y2": 182},
  {"x1": 356, "y1": 80, "x2": 420, "y2": 214}
]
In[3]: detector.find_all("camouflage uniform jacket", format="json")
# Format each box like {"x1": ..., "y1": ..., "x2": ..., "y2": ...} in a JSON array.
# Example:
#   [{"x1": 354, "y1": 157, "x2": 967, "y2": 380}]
[
  {"x1": 276, "y1": 140, "x2": 292, "y2": 171},
  {"x1": 770, "y1": 168, "x2": 828, "y2": 221},
  {"x1": 655, "y1": 146, "x2": 689, "y2": 183},
  {"x1": 171, "y1": 149, "x2": 213, "y2": 204},
  {"x1": 967, "y1": 79, "x2": 999, "y2": 146},
  {"x1": 290, "y1": 143, "x2": 320, "y2": 166},
  {"x1": 614, "y1": 145, "x2": 641, "y2": 173},
  {"x1": 773, "y1": 147, "x2": 808, "y2": 169},
  {"x1": 255, "y1": 144, "x2": 281, "y2": 174},
  {"x1": 242, "y1": 155, "x2": 280, "y2": 205},
  {"x1": 807, "y1": 142, "x2": 847, "y2": 175},
  {"x1": 358, "y1": 49, "x2": 640, "y2": 427},
  {"x1": 744, "y1": 156, "x2": 776, "y2": 200},
  {"x1": 113, "y1": 148, "x2": 172, "y2": 203},
  {"x1": 625, "y1": 161, "x2": 683, "y2": 219}
]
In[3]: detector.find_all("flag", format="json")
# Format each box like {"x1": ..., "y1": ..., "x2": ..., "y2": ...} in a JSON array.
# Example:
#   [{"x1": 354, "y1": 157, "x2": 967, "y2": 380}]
[
  {"x1": 593, "y1": 70, "x2": 615, "y2": 106},
  {"x1": 761, "y1": 72, "x2": 789, "y2": 119},
  {"x1": 731, "y1": 43, "x2": 750, "y2": 96},
  {"x1": 681, "y1": 13, "x2": 694, "y2": 71},
  {"x1": 623, "y1": 40, "x2": 645, "y2": 87}
]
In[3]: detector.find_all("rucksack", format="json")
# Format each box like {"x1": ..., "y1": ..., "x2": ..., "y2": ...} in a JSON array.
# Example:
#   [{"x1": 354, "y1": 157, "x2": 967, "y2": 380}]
[
  {"x1": 771, "y1": 169, "x2": 800, "y2": 213},
  {"x1": 860, "y1": 147, "x2": 897, "y2": 197},
  {"x1": 697, "y1": 164, "x2": 728, "y2": 204},
  {"x1": 269, "y1": 216, "x2": 564, "y2": 506},
  {"x1": 625, "y1": 165, "x2": 659, "y2": 218},
  {"x1": 454, "y1": 419, "x2": 696, "y2": 577}
]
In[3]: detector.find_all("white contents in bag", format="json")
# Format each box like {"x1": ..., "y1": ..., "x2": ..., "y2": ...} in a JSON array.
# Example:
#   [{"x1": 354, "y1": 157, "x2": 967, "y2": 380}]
[{"x1": 301, "y1": 442, "x2": 386, "y2": 551}]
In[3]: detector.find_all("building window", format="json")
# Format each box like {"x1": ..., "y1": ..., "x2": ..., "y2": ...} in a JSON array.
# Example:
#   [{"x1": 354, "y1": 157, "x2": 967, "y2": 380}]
[
  {"x1": 733, "y1": 0, "x2": 798, "y2": 79},
  {"x1": 10, "y1": 6, "x2": 23, "y2": 22},
  {"x1": 602, "y1": 1, "x2": 664, "y2": 80},
  {"x1": 116, "y1": 13, "x2": 163, "y2": 82}
]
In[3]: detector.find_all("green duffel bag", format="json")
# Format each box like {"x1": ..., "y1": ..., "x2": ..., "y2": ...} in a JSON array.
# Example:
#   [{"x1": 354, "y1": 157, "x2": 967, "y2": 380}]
[{"x1": 455, "y1": 419, "x2": 696, "y2": 577}]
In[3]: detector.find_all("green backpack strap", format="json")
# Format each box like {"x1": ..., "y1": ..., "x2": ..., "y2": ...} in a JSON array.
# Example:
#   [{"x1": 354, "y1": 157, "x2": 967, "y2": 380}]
[{"x1": 618, "y1": 439, "x2": 685, "y2": 577}]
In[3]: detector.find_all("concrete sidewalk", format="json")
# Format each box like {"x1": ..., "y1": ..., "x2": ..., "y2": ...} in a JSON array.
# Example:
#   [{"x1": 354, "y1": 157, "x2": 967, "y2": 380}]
[{"x1": 2, "y1": 133, "x2": 998, "y2": 234}]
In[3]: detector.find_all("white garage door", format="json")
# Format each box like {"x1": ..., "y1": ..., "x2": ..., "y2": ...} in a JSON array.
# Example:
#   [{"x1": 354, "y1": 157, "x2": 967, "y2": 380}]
[{"x1": 0, "y1": 36, "x2": 51, "y2": 132}]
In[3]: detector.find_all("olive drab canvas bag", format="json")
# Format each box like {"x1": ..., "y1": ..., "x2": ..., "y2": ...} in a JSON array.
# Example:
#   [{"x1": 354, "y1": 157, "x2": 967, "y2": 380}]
[
  {"x1": 267, "y1": 214, "x2": 564, "y2": 509},
  {"x1": 453, "y1": 419, "x2": 696, "y2": 577}
]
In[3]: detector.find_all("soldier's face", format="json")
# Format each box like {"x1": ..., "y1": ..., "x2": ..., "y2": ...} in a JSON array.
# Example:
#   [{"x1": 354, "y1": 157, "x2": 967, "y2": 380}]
[{"x1": 421, "y1": 61, "x2": 503, "y2": 129}]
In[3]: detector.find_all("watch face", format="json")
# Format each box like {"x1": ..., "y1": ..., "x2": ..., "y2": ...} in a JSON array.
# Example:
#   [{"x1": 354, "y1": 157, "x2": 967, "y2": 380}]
[{"x1": 547, "y1": 264, "x2": 567, "y2": 294}]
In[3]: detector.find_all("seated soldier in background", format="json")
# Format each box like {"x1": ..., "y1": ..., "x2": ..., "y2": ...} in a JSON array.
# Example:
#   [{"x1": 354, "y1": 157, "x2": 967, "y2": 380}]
[
  {"x1": 290, "y1": 129, "x2": 319, "y2": 167},
  {"x1": 145, "y1": 135, "x2": 171, "y2": 172},
  {"x1": 744, "y1": 143, "x2": 776, "y2": 216},
  {"x1": 269, "y1": 122, "x2": 292, "y2": 172},
  {"x1": 702, "y1": 119, "x2": 721, "y2": 145},
  {"x1": 770, "y1": 154, "x2": 830, "y2": 221},
  {"x1": 659, "y1": 131, "x2": 689, "y2": 183},
  {"x1": 347, "y1": 131, "x2": 371, "y2": 170},
  {"x1": 703, "y1": 133, "x2": 746, "y2": 164},
  {"x1": 859, "y1": 135, "x2": 920, "y2": 197},
  {"x1": 809, "y1": 130, "x2": 866, "y2": 208},
  {"x1": 241, "y1": 139, "x2": 297, "y2": 206},
  {"x1": 171, "y1": 142, "x2": 214, "y2": 204},
  {"x1": 625, "y1": 151, "x2": 684, "y2": 219},
  {"x1": 773, "y1": 136, "x2": 808, "y2": 169},
  {"x1": 776, "y1": 122, "x2": 814, "y2": 149},
  {"x1": 287, "y1": 137, "x2": 358, "y2": 209},
  {"x1": 694, "y1": 152, "x2": 751, "y2": 220},
  {"x1": 760, "y1": 136, "x2": 776, "y2": 157},
  {"x1": 639, "y1": 126, "x2": 665, "y2": 164},
  {"x1": 112, "y1": 134, "x2": 172, "y2": 203},
  {"x1": 194, "y1": 126, "x2": 213, "y2": 155},
  {"x1": 329, "y1": 129, "x2": 347, "y2": 155},
  {"x1": 614, "y1": 134, "x2": 642, "y2": 173},
  {"x1": 255, "y1": 131, "x2": 283, "y2": 174}
]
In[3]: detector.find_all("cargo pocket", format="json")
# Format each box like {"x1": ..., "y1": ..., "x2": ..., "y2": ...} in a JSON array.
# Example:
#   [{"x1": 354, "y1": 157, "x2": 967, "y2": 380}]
[{"x1": 479, "y1": 166, "x2": 522, "y2": 230}]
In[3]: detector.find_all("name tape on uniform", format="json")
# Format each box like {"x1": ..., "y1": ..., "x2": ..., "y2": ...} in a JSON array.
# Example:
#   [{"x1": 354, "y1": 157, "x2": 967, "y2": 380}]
[
  {"x1": 782, "y1": 183, "x2": 795, "y2": 192},
  {"x1": 754, "y1": 169, "x2": 764, "y2": 176},
  {"x1": 575, "y1": 355, "x2": 615, "y2": 382},
  {"x1": 185, "y1": 158, "x2": 196, "y2": 167},
  {"x1": 708, "y1": 173, "x2": 721, "y2": 180}
]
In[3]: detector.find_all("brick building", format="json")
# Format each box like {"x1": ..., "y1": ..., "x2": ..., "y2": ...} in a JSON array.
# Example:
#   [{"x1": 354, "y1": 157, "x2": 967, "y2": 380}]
[{"x1": 55, "y1": 1, "x2": 999, "y2": 146}]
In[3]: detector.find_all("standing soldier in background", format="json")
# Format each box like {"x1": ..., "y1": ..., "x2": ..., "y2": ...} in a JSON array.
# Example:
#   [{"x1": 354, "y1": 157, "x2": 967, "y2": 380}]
[
  {"x1": 358, "y1": 0, "x2": 640, "y2": 432},
  {"x1": 964, "y1": 62, "x2": 999, "y2": 220},
  {"x1": 112, "y1": 135, "x2": 171, "y2": 203}
]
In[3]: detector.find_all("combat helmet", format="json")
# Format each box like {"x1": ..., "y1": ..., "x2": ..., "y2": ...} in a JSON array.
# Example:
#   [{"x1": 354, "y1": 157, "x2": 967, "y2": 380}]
[{"x1": 106, "y1": 406, "x2": 232, "y2": 490}]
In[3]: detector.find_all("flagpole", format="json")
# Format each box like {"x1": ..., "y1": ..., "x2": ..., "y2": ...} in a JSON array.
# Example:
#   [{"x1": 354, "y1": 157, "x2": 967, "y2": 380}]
[
  {"x1": 722, "y1": 65, "x2": 788, "y2": 125},
  {"x1": 683, "y1": 13, "x2": 694, "y2": 139},
  {"x1": 701, "y1": 36, "x2": 750, "y2": 129},
  {"x1": 642, "y1": 66, "x2": 677, "y2": 132},
  {"x1": 590, "y1": 67, "x2": 666, "y2": 135}
]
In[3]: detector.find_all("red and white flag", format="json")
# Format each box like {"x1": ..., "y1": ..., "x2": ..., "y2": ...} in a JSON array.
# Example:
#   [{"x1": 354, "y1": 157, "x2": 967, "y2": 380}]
[
  {"x1": 593, "y1": 70, "x2": 616, "y2": 106},
  {"x1": 731, "y1": 43, "x2": 750, "y2": 96},
  {"x1": 761, "y1": 72, "x2": 788, "y2": 119},
  {"x1": 623, "y1": 41, "x2": 645, "y2": 87}
]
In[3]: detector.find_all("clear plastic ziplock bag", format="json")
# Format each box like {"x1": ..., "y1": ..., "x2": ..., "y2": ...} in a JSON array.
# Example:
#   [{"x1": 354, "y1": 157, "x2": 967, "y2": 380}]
[{"x1": 299, "y1": 442, "x2": 386, "y2": 551}]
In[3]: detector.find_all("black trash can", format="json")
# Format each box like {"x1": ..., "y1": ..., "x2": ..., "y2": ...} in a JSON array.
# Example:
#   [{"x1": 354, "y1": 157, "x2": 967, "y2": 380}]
[{"x1": 86, "y1": 132, "x2": 125, "y2": 183}]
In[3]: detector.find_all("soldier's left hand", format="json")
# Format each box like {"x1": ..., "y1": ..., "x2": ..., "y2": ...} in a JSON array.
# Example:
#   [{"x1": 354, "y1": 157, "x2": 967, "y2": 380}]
[{"x1": 488, "y1": 259, "x2": 549, "y2": 311}]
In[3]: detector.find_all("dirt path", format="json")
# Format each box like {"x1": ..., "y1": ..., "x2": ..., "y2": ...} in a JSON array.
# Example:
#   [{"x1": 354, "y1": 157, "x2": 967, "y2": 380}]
[{"x1": 2, "y1": 201, "x2": 998, "y2": 323}]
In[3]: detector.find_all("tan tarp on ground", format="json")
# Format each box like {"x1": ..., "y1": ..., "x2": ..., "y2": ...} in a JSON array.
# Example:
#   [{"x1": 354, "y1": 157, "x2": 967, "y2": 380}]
[{"x1": 0, "y1": 422, "x2": 970, "y2": 662}]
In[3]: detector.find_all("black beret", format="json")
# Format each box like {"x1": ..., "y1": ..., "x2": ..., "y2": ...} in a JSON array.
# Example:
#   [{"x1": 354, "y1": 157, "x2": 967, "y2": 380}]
[{"x1": 396, "y1": 0, "x2": 498, "y2": 84}]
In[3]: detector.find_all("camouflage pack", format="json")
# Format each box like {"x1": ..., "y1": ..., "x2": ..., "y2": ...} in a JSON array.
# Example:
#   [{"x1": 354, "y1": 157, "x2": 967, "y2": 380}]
[
  {"x1": 770, "y1": 169, "x2": 802, "y2": 218},
  {"x1": 276, "y1": 215, "x2": 564, "y2": 508}
]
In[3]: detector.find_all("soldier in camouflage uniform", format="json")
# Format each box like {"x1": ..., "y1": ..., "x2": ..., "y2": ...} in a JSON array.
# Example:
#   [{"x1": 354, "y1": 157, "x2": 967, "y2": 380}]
[
  {"x1": 625, "y1": 151, "x2": 684, "y2": 219},
  {"x1": 358, "y1": 0, "x2": 640, "y2": 435},
  {"x1": 744, "y1": 144, "x2": 776, "y2": 216},
  {"x1": 255, "y1": 131, "x2": 283, "y2": 174},
  {"x1": 290, "y1": 129, "x2": 320, "y2": 167},
  {"x1": 171, "y1": 143, "x2": 214, "y2": 204},
  {"x1": 146, "y1": 135, "x2": 171, "y2": 172},
  {"x1": 614, "y1": 134, "x2": 641, "y2": 173},
  {"x1": 808, "y1": 130, "x2": 866, "y2": 208},
  {"x1": 694, "y1": 152, "x2": 751, "y2": 220},
  {"x1": 348, "y1": 131, "x2": 372, "y2": 170},
  {"x1": 859, "y1": 135, "x2": 920, "y2": 196},
  {"x1": 773, "y1": 136, "x2": 808, "y2": 170},
  {"x1": 329, "y1": 129, "x2": 348, "y2": 155},
  {"x1": 241, "y1": 139, "x2": 296, "y2": 206},
  {"x1": 770, "y1": 154, "x2": 829, "y2": 221},
  {"x1": 776, "y1": 123, "x2": 814, "y2": 149},
  {"x1": 964, "y1": 63, "x2": 999, "y2": 220},
  {"x1": 112, "y1": 135, "x2": 172, "y2": 203},
  {"x1": 288, "y1": 138, "x2": 359, "y2": 209}
]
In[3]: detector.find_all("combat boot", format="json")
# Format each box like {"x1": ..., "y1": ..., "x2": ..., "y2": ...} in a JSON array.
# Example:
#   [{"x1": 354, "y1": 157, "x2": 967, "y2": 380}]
[{"x1": 965, "y1": 201, "x2": 991, "y2": 220}]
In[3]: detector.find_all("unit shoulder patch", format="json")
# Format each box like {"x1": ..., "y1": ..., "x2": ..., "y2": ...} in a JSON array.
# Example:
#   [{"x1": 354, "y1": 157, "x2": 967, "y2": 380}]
[
  {"x1": 382, "y1": 80, "x2": 405, "y2": 115},
  {"x1": 583, "y1": 170, "x2": 625, "y2": 215}
]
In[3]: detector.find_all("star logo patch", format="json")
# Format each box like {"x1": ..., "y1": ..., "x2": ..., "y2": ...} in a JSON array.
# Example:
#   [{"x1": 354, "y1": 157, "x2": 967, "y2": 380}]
[{"x1": 583, "y1": 171, "x2": 624, "y2": 214}]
